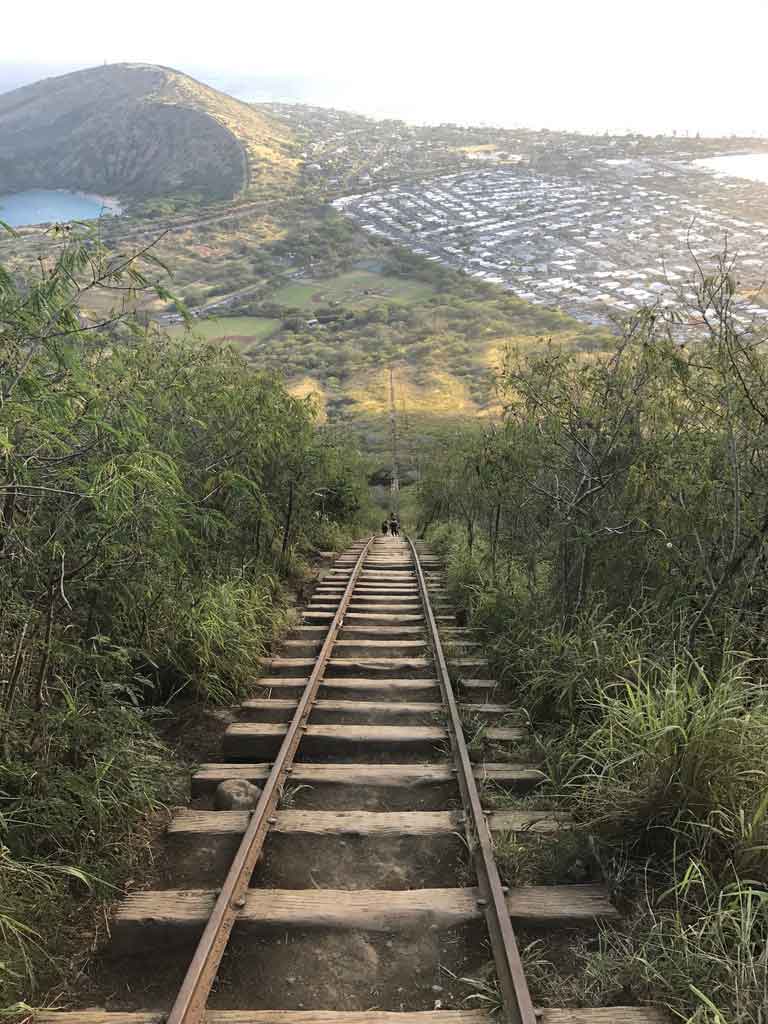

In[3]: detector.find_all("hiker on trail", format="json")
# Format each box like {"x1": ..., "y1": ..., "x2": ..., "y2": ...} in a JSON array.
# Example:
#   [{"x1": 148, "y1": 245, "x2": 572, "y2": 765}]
[
  {"x1": 389, "y1": 514, "x2": 399, "y2": 537},
  {"x1": 381, "y1": 519, "x2": 389, "y2": 535}
]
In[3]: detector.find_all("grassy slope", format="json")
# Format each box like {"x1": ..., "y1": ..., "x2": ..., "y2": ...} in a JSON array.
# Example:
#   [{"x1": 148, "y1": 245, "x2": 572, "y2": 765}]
[
  {"x1": 272, "y1": 270, "x2": 435, "y2": 308},
  {"x1": 169, "y1": 316, "x2": 281, "y2": 351},
  {"x1": 252, "y1": 267, "x2": 614, "y2": 461}
]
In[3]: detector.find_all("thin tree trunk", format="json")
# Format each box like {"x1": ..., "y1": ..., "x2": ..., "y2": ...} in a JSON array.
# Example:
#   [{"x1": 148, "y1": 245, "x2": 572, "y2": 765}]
[
  {"x1": 36, "y1": 585, "x2": 55, "y2": 711},
  {"x1": 0, "y1": 482, "x2": 16, "y2": 554},
  {"x1": 281, "y1": 481, "x2": 295, "y2": 558},
  {"x1": 491, "y1": 503, "x2": 501, "y2": 580}
]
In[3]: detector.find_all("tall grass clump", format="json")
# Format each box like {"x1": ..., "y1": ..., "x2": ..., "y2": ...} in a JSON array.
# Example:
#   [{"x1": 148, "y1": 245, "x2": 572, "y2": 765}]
[
  {"x1": 587, "y1": 863, "x2": 768, "y2": 1024},
  {"x1": 576, "y1": 653, "x2": 768, "y2": 877}
]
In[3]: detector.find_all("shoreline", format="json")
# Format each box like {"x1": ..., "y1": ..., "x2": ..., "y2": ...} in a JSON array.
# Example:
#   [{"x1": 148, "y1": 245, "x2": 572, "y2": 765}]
[
  {"x1": 0, "y1": 188, "x2": 123, "y2": 226},
  {"x1": 77, "y1": 190, "x2": 123, "y2": 215}
]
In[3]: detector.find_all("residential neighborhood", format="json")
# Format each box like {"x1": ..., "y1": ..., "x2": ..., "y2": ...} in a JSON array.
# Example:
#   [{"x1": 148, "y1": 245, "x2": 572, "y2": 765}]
[{"x1": 334, "y1": 156, "x2": 768, "y2": 324}]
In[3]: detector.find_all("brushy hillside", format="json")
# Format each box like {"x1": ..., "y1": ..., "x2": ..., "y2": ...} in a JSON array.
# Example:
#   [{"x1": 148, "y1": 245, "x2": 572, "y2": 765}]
[
  {"x1": 417, "y1": 251, "x2": 768, "y2": 1024},
  {"x1": 0, "y1": 63, "x2": 298, "y2": 199},
  {"x1": 0, "y1": 227, "x2": 371, "y2": 1007}
]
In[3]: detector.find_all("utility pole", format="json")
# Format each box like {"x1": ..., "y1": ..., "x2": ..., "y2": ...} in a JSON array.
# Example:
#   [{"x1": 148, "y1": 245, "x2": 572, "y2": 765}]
[{"x1": 389, "y1": 364, "x2": 399, "y2": 513}]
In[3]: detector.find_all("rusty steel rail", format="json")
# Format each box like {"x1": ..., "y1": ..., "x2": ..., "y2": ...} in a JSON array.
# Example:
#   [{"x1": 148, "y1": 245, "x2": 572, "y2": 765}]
[
  {"x1": 407, "y1": 536, "x2": 537, "y2": 1024},
  {"x1": 166, "y1": 536, "x2": 375, "y2": 1024}
]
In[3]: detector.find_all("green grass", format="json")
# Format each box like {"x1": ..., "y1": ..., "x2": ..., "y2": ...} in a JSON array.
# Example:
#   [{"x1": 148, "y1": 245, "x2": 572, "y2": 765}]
[
  {"x1": 170, "y1": 316, "x2": 280, "y2": 350},
  {"x1": 271, "y1": 270, "x2": 435, "y2": 310}
]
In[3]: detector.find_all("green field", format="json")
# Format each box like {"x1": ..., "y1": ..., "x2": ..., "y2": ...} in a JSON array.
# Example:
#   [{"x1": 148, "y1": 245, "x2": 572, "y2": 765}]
[
  {"x1": 271, "y1": 271, "x2": 435, "y2": 310},
  {"x1": 170, "y1": 316, "x2": 280, "y2": 351}
]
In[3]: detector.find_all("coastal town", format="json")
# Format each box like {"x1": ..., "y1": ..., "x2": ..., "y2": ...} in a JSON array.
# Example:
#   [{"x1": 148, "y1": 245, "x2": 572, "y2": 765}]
[{"x1": 333, "y1": 156, "x2": 768, "y2": 325}]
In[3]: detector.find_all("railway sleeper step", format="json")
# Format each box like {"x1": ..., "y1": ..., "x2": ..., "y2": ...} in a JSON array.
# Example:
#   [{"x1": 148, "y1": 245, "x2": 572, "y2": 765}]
[
  {"x1": 303, "y1": 611, "x2": 426, "y2": 625},
  {"x1": 239, "y1": 699, "x2": 444, "y2": 725},
  {"x1": 315, "y1": 590, "x2": 421, "y2": 600},
  {"x1": 110, "y1": 884, "x2": 618, "y2": 951},
  {"x1": 320, "y1": 584, "x2": 421, "y2": 593},
  {"x1": 36, "y1": 1008, "x2": 671, "y2": 1024},
  {"x1": 334, "y1": 625, "x2": 426, "y2": 639},
  {"x1": 344, "y1": 594, "x2": 420, "y2": 602},
  {"x1": 342, "y1": 603, "x2": 427, "y2": 613},
  {"x1": 281, "y1": 640, "x2": 430, "y2": 658},
  {"x1": 327, "y1": 568, "x2": 418, "y2": 577},
  {"x1": 191, "y1": 761, "x2": 546, "y2": 796},
  {"x1": 254, "y1": 677, "x2": 441, "y2": 699},
  {"x1": 169, "y1": 807, "x2": 572, "y2": 837},
  {"x1": 238, "y1": 699, "x2": 522, "y2": 725},
  {"x1": 222, "y1": 723, "x2": 526, "y2": 758},
  {"x1": 459, "y1": 679, "x2": 500, "y2": 694},
  {"x1": 313, "y1": 594, "x2": 422, "y2": 605},
  {"x1": 260, "y1": 657, "x2": 437, "y2": 679},
  {"x1": 253, "y1": 678, "x2": 499, "y2": 699},
  {"x1": 291, "y1": 625, "x2": 427, "y2": 636}
]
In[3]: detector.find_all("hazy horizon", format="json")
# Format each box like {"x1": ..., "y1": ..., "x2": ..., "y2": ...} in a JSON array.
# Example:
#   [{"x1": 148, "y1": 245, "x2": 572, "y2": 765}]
[{"x1": 4, "y1": 0, "x2": 768, "y2": 138}]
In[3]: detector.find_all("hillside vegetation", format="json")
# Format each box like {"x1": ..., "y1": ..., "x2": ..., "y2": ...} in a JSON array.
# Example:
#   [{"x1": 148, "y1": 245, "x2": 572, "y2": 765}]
[
  {"x1": 0, "y1": 63, "x2": 297, "y2": 199},
  {"x1": 417, "y1": 252, "x2": 768, "y2": 1023},
  {"x1": 168, "y1": 216, "x2": 612, "y2": 460},
  {"x1": 0, "y1": 227, "x2": 370, "y2": 1006}
]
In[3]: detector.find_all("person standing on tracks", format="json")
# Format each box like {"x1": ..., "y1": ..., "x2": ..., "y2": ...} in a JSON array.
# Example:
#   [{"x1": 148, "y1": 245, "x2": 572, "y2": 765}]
[
  {"x1": 389, "y1": 514, "x2": 400, "y2": 536},
  {"x1": 381, "y1": 518, "x2": 389, "y2": 535}
]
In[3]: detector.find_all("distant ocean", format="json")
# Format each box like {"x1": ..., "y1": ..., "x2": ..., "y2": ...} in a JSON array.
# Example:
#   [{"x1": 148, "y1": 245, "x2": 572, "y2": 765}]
[
  {"x1": 3, "y1": 63, "x2": 767, "y2": 140},
  {"x1": 695, "y1": 154, "x2": 768, "y2": 185}
]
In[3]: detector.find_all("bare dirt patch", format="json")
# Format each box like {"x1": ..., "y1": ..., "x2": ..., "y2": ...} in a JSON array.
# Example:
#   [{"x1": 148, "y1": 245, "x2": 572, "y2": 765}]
[
  {"x1": 211, "y1": 923, "x2": 491, "y2": 1012},
  {"x1": 253, "y1": 833, "x2": 470, "y2": 891}
]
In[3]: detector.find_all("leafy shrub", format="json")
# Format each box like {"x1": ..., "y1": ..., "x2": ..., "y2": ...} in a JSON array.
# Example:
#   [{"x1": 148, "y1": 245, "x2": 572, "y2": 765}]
[{"x1": 0, "y1": 227, "x2": 371, "y2": 1004}]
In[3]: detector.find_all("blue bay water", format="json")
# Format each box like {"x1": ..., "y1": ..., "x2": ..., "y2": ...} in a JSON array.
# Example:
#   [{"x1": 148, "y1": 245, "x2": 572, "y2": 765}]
[{"x1": 0, "y1": 189, "x2": 121, "y2": 227}]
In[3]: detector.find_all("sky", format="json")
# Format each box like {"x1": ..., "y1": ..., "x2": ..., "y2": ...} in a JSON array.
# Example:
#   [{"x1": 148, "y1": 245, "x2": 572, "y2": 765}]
[{"x1": 3, "y1": 0, "x2": 768, "y2": 136}]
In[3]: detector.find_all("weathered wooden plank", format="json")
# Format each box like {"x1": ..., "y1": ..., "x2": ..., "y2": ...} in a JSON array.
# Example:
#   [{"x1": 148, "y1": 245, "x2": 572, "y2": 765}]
[
  {"x1": 459, "y1": 703, "x2": 520, "y2": 716},
  {"x1": 261, "y1": 658, "x2": 434, "y2": 674},
  {"x1": 324, "y1": 658, "x2": 435, "y2": 678},
  {"x1": 484, "y1": 726, "x2": 527, "y2": 742},
  {"x1": 222, "y1": 722, "x2": 446, "y2": 757},
  {"x1": 169, "y1": 808, "x2": 571, "y2": 837},
  {"x1": 35, "y1": 1013, "x2": 495, "y2": 1024},
  {"x1": 339, "y1": 625, "x2": 426, "y2": 636},
  {"x1": 169, "y1": 809, "x2": 459, "y2": 836},
  {"x1": 333, "y1": 640, "x2": 428, "y2": 649},
  {"x1": 344, "y1": 613, "x2": 424, "y2": 622},
  {"x1": 239, "y1": 698, "x2": 444, "y2": 724},
  {"x1": 303, "y1": 611, "x2": 427, "y2": 625},
  {"x1": 540, "y1": 1013, "x2": 669, "y2": 1024},
  {"x1": 113, "y1": 884, "x2": 617, "y2": 938},
  {"x1": 223, "y1": 720, "x2": 525, "y2": 756},
  {"x1": 346, "y1": 603, "x2": 426, "y2": 613},
  {"x1": 317, "y1": 585, "x2": 421, "y2": 593},
  {"x1": 254, "y1": 678, "x2": 440, "y2": 697},
  {"x1": 330, "y1": 641, "x2": 430, "y2": 657},
  {"x1": 34, "y1": 1009, "x2": 669, "y2": 1024},
  {"x1": 327, "y1": 573, "x2": 417, "y2": 581},
  {"x1": 489, "y1": 810, "x2": 572, "y2": 832},
  {"x1": 243, "y1": 699, "x2": 441, "y2": 712},
  {"x1": 191, "y1": 761, "x2": 545, "y2": 795},
  {"x1": 239, "y1": 698, "x2": 518, "y2": 724}
]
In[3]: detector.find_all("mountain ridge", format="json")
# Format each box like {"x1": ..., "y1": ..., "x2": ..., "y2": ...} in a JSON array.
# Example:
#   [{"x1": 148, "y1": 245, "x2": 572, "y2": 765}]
[{"x1": 0, "y1": 63, "x2": 298, "y2": 199}]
